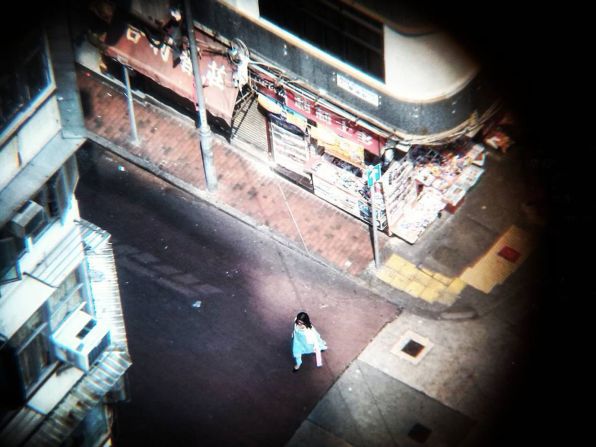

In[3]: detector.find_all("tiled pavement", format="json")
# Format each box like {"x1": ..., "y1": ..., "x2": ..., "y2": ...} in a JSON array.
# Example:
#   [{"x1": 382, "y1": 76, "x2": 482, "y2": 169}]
[{"x1": 77, "y1": 69, "x2": 386, "y2": 281}]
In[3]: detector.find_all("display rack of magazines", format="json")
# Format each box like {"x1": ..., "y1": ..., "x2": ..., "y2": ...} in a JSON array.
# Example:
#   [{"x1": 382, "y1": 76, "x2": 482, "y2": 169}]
[
  {"x1": 392, "y1": 188, "x2": 445, "y2": 244},
  {"x1": 311, "y1": 154, "x2": 387, "y2": 229}
]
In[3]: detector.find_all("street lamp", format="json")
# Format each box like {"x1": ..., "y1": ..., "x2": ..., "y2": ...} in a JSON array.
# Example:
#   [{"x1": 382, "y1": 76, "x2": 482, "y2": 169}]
[{"x1": 183, "y1": 0, "x2": 218, "y2": 192}]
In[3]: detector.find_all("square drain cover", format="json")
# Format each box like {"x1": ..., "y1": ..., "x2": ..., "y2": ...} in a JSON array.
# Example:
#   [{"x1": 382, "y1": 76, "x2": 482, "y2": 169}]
[
  {"x1": 402, "y1": 339, "x2": 425, "y2": 357},
  {"x1": 391, "y1": 330, "x2": 433, "y2": 365}
]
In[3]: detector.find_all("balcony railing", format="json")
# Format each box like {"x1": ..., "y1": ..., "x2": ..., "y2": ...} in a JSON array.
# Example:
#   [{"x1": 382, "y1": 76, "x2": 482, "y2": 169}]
[
  {"x1": 0, "y1": 220, "x2": 132, "y2": 447},
  {"x1": 24, "y1": 348, "x2": 131, "y2": 447},
  {"x1": 78, "y1": 219, "x2": 130, "y2": 351}
]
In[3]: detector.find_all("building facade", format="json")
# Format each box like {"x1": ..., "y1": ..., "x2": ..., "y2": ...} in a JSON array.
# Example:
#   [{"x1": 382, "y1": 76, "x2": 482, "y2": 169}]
[
  {"x1": 78, "y1": 0, "x2": 510, "y2": 244},
  {"x1": 0, "y1": 11, "x2": 131, "y2": 447}
]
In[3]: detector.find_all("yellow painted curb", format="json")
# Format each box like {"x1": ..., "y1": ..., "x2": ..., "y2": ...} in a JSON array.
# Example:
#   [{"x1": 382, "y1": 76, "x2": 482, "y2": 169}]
[
  {"x1": 420, "y1": 267, "x2": 435, "y2": 276},
  {"x1": 400, "y1": 262, "x2": 419, "y2": 280},
  {"x1": 385, "y1": 254, "x2": 408, "y2": 271},
  {"x1": 433, "y1": 272, "x2": 453, "y2": 286},
  {"x1": 447, "y1": 277, "x2": 467, "y2": 295},
  {"x1": 437, "y1": 292, "x2": 458, "y2": 306},
  {"x1": 461, "y1": 225, "x2": 536, "y2": 293},
  {"x1": 377, "y1": 254, "x2": 470, "y2": 304},
  {"x1": 420, "y1": 287, "x2": 440, "y2": 302},
  {"x1": 376, "y1": 266, "x2": 397, "y2": 284},
  {"x1": 405, "y1": 281, "x2": 425, "y2": 297},
  {"x1": 389, "y1": 275, "x2": 411, "y2": 290},
  {"x1": 413, "y1": 269, "x2": 433, "y2": 286}
]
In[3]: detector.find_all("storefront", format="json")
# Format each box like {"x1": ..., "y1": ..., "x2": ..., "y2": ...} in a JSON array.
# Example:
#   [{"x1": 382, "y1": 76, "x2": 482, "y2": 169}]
[
  {"x1": 251, "y1": 66, "x2": 390, "y2": 229},
  {"x1": 248, "y1": 64, "x2": 491, "y2": 243},
  {"x1": 86, "y1": 4, "x2": 503, "y2": 245},
  {"x1": 94, "y1": 14, "x2": 240, "y2": 126}
]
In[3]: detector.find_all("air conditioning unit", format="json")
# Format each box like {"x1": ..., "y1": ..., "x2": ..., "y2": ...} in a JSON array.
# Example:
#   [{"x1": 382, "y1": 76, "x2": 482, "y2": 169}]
[
  {"x1": 9, "y1": 200, "x2": 45, "y2": 238},
  {"x1": 51, "y1": 309, "x2": 111, "y2": 371}
]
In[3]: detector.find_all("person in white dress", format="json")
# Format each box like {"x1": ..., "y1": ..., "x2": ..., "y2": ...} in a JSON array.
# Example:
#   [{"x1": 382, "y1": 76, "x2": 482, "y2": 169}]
[{"x1": 291, "y1": 311, "x2": 327, "y2": 372}]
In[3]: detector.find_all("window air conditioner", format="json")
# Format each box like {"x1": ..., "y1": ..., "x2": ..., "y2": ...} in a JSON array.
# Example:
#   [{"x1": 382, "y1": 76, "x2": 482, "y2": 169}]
[
  {"x1": 51, "y1": 309, "x2": 111, "y2": 371},
  {"x1": 9, "y1": 200, "x2": 45, "y2": 238}
]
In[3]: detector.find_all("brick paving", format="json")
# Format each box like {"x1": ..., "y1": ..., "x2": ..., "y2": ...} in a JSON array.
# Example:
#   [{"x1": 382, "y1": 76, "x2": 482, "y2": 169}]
[{"x1": 77, "y1": 68, "x2": 389, "y2": 278}]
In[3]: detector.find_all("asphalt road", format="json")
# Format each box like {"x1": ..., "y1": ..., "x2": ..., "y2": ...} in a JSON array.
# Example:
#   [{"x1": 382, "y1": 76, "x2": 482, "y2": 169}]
[{"x1": 75, "y1": 142, "x2": 399, "y2": 446}]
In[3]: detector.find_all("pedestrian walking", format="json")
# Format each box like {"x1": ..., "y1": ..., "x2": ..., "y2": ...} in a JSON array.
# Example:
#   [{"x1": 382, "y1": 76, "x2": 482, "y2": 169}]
[{"x1": 292, "y1": 311, "x2": 327, "y2": 372}]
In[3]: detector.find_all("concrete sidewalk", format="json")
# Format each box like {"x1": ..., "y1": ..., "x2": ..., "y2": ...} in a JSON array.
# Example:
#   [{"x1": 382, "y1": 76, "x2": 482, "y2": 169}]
[{"x1": 76, "y1": 67, "x2": 540, "y2": 316}]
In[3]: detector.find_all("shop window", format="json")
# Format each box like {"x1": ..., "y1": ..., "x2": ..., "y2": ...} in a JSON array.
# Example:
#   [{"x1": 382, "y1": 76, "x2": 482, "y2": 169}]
[
  {"x1": 0, "y1": 231, "x2": 26, "y2": 286},
  {"x1": 0, "y1": 74, "x2": 25, "y2": 128},
  {"x1": 24, "y1": 48, "x2": 49, "y2": 100},
  {"x1": 11, "y1": 308, "x2": 53, "y2": 396},
  {"x1": 260, "y1": 0, "x2": 384, "y2": 81},
  {"x1": 0, "y1": 32, "x2": 50, "y2": 133}
]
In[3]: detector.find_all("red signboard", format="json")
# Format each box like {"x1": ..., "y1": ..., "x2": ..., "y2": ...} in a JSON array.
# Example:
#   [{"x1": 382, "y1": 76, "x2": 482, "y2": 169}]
[
  {"x1": 250, "y1": 71, "x2": 384, "y2": 156},
  {"x1": 284, "y1": 90, "x2": 383, "y2": 156},
  {"x1": 104, "y1": 22, "x2": 239, "y2": 125}
]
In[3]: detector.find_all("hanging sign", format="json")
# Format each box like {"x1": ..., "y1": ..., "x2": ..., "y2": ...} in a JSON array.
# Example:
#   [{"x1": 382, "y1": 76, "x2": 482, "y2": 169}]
[
  {"x1": 336, "y1": 73, "x2": 379, "y2": 107},
  {"x1": 257, "y1": 93, "x2": 308, "y2": 131},
  {"x1": 103, "y1": 21, "x2": 239, "y2": 125},
  {"x1": 310, "y1": 125, "x2": 365, "y2": 165}
]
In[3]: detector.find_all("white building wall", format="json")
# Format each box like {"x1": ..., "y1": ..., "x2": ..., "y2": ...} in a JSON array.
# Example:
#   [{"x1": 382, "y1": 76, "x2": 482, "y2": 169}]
[
  {"x1": 220, "y1": 0, "x2": 478, "y2": 105},
  {"x1": 383, "y1": 26, "x2": 478, "y2": 102},
  {"x1": 17, "y1": 97, "x2": 62, "y2": 166},
  {"x1": 26, "y1": 366, "x2": 84, "y2": 415},
  {"x1": 0, "y1": 204, "x2": 83, "y2": 339},
  {"x1": 221, "y1": 0, "x2": 259, "y2": 17}
]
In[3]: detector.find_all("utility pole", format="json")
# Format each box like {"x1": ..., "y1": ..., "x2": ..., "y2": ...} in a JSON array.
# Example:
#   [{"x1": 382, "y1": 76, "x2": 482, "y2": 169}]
[
  {"x1": 183, "y1": 0, "x2": 217, "y2": 191},
  {"x1": 367, "y1": 164, "x2": 382, "y2": 268},
  {"x1": 371, "y1": 180, "x2": 381, "y2": 268}
]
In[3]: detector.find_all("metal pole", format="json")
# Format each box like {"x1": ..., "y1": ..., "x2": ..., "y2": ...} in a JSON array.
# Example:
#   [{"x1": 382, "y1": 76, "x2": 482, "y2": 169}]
[
  {"x1": 371, "y1": 180, "x2": 381, "y2": 268},
  {"x1": 123, "y1": 66, "x2": 139, "y2": 144},
  {"x1": 184, "y1": 0, "x2": 217, "y2": 191}
]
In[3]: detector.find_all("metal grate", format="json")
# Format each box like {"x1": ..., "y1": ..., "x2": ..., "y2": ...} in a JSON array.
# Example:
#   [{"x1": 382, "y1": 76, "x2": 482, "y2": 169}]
[
  {"x1": 230, "y1": 91, "x2": 268, "y2": 151},
  {"x1": 401, "y1": 339, "x2": 425, "y2": 358},
  {"x1": 78, "y1": 219, "x2": 129, "y2": 351},
  {"x1": 24, "y1": 349, "x2": 131, "y2": 447}
]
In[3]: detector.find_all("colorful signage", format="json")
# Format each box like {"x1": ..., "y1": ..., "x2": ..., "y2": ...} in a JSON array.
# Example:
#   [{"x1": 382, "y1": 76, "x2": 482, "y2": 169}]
[
  {"x1": 251, "y1": 71, "x2": 384, "y2": 156},
  {"x1": 103, "y1": 21, "x2": 239, "y2": 125},
  {"x1": 284, "y1": 90, "x2": 383, "y2": 156}
]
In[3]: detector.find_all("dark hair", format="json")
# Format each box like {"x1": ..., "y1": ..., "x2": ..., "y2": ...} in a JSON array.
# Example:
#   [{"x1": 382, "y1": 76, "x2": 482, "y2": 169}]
[{"x1": 296, "y1": 312, "x2": 312, "y2": 329}]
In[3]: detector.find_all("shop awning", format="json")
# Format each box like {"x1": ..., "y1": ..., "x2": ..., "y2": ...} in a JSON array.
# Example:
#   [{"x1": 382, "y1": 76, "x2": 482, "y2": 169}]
[{"x1": 102, "y1": 20, "x2": 239, "y2": 125}]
